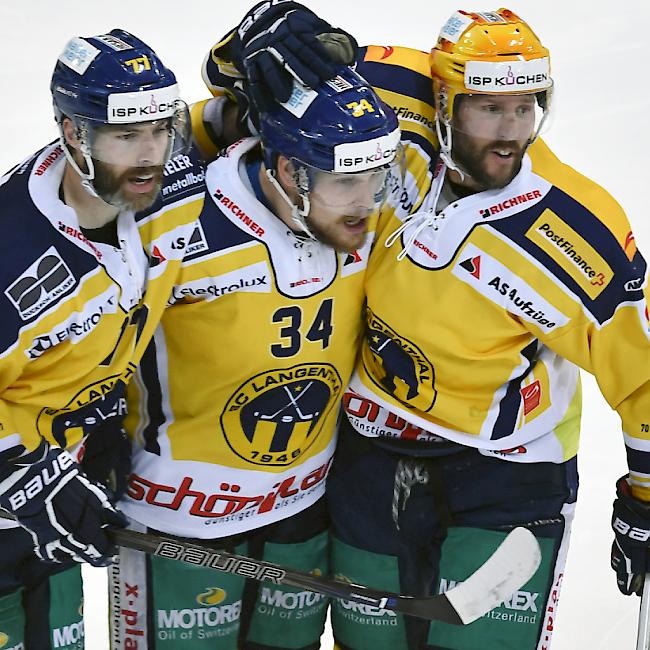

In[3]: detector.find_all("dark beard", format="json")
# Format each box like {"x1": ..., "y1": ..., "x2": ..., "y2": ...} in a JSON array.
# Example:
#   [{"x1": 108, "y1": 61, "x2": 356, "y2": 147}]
[
  {"x1": 451, "y1": 133, "x2": 527, "y2": 191},
  {"x1": 92, "y1": 159, "x2": 164, "y2": 212}
]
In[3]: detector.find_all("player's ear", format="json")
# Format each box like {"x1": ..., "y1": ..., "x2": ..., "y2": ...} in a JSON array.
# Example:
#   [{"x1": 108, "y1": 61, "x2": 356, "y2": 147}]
[
  {"x1": 62, "y1": 117, "x2": 82, "y2": 151},
  {"x1": 275, "y1": 155, "x2": 294, "y2": 186}
]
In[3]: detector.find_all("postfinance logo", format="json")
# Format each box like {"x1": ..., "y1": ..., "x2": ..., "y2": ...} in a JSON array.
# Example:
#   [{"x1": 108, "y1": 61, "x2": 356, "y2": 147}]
[{"x1": 526, "y1": 209, "x2": 613, "y2": 299}]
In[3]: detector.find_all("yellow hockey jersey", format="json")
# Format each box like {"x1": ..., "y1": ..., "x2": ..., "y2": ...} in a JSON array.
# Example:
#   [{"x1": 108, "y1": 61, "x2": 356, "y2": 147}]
[
  {"x1": 343, "y1": 45, "x2": 650, "y2": 496},
  {"x1": 0, "y1": 142, "x2": 204, "y2": 484},
  {"x1": 121, "y1": 138, "x2": 378, "y2": 538}
]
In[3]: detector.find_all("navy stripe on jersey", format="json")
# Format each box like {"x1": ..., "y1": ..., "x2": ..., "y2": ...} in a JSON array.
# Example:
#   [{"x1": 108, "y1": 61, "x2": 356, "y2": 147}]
[
  {"x1": 626, "y1": 445, "x2": 650, "y2": 477},
  {"x1": 0, "y1": 155, "x2": 96, "y2": 347},
  {"x1": 184, "y1": 195, "x2": 257, "y2": 262},
  {"x1": 492, "y1": 339, "x2": 538, "y2": 440},
  {"x1": 139, "y1": 338, "x2": 164, "y2": 456},
  {"x1": 356, "y1": 48, "x2": 434, "y2": 108},
  {"x1": 490, "y1": 186, "x2": 638, "y2": 324}
]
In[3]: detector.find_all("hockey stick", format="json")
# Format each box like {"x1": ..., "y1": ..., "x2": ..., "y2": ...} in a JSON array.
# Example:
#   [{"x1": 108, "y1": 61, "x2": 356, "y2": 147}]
[
  {"x1": 637, "y1": 573, "x2": 650, "y2": 650},
  {"x1": 0, "y1": 508, "x2": 540, "y2": 624}
]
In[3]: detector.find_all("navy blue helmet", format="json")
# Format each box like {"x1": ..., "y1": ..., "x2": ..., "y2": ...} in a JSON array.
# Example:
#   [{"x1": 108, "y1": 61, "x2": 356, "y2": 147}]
[
  {"x1": 51, "y1": 29, "x2": 180, "y2": 126},
  {"x1": 259, "y1": 66, "x2": 400, "y2": 174}
]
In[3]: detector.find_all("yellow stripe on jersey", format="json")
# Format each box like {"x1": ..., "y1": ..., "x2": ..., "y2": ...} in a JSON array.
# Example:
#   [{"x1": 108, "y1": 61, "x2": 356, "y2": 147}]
[
  {"x1": 553, "y1": 380, "x2": 581, "y2": 461},
  {"x1": 190, "y1": 99, "x2": 221, "y2": 162}
]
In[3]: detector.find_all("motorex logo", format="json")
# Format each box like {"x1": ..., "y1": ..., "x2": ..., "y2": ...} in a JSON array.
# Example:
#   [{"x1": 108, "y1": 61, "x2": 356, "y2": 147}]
[
  {"x1": 52, "y1": 620, "x2": 84, "y2": 648},
  {"x1": 440, "y1": 578, "x2": 540, "y2": 618},
  {"x1": 259, "y1": 587, "x2": 325, "y2": 610},
  {"x1": 157, "y1": 601, "x2": 241, "y2": 629}
]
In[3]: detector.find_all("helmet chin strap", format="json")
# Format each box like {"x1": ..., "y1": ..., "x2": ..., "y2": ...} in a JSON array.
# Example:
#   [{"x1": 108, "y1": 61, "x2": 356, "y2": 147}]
[
  {"x1": 57, "y1": 119, "x2": 102, "y2": 200},
  {"x1": 265, "y1": 167, "x2": 317, "y2": 241},
  {"x1": 434, "y1": 114, "x2": 466, "y2": 182}
]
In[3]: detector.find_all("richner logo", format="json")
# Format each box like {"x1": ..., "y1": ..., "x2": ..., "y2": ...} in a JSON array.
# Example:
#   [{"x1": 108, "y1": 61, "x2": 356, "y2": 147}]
[
  {"x1": 526, "y1": 209, "x2": 613, "y2": 300},
  {"x1": 362, "y1": 308, "x2": 436, "y2": 412},
  {"x1": 480, "y1": 190, "x2": 542, "y2": 218},
  {"x1": 221, "y1": 363, "x2": 342, "y2": 466},
  {"x1": 214, "y1": 188, "x2": 265, "y2": 236},
  {"x1": 5, "y1": 246, "x2": 76, "y2": 320},
  {"x1": 34, "y1": 145, "x2": 64, "y2": 176}
]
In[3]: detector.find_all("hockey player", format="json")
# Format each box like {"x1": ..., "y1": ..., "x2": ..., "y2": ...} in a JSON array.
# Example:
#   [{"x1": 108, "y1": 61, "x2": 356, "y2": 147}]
[
  {"x1": 0, "y1": 30, "x2": 204, "y2": 649},
  {"x1": 199, "y1": 4, "x2": 650, "y2": 649},
  {"x1": 110, "y1": 67, "x2": 402, "y2": 649}
]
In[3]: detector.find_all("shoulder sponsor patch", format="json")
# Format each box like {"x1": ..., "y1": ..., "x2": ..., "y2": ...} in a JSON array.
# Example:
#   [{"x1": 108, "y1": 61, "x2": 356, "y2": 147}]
[
  {"x1": 25, "y1": 292, "x2": 118, "y2": 359},
  {"x1": 526, "y1": 209, "x2": 613, "y2": 299},
  {"x1": 168, "y1": 261, "x2": 271, "y2": 305},
  {"x1": 5, "y1": 246, "x2": 77, "y2": 320},
  {"x1": 453, "y1": 243, "x2": 569, "y2": 332}
]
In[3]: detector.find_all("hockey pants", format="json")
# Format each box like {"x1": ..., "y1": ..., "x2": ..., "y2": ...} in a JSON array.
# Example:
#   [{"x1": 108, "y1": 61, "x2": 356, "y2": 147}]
[{"x1": 327, "y1": 416, "x2": 578, "y2": 650}]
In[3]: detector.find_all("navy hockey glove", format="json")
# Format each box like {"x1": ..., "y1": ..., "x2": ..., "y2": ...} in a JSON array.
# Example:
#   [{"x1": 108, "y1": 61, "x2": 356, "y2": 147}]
[
  {"x1": 231, "y1": 1, "x2": 358, "y2": 105},
  {"x1": 0, "y1": 443, "x2": 128, "y2": 566},
  {"x1": 80, "y1": 421, "x2": 132, "y2": 500},
  {"x1": 611, "y1": 475, "x2": 650, "y2": 595}
]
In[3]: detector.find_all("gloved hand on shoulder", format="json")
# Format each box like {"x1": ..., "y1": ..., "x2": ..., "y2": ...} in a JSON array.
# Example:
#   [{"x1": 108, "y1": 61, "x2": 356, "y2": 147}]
[{"x1": 229, "y1": 1, "x2": 358, "y2": 107}]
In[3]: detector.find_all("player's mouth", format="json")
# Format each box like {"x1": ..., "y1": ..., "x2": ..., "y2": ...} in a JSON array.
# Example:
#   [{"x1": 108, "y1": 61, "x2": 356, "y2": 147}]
[
  {"x1": 126, "y1": 173, "x2": 157, "y2": 194},
  {"x1": 343, "y1": 216, "x2": 368, "y2": 234},
  {"x1": 488, "y1": 147, "x2": 518, "y2": 164}
]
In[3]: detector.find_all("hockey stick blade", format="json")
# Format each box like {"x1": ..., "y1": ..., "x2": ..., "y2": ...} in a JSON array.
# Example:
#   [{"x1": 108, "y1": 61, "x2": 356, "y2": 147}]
[{"x1": 0, "y1": 510, "x2": 539, "y2": 623}]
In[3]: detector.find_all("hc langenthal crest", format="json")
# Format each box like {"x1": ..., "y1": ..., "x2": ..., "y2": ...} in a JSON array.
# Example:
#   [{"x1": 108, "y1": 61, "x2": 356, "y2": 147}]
[
  {"x1": 221, "y1": 363, "x2": 342, "y2": 466},
  {"x1": 362, "y1": 308, "x2": 436, "y2": 412}
]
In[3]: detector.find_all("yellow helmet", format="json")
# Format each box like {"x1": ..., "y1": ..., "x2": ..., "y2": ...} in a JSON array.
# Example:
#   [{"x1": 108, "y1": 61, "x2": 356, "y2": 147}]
[{"x1": 430, "y1": 9, "x2": 553, "y2": 171}]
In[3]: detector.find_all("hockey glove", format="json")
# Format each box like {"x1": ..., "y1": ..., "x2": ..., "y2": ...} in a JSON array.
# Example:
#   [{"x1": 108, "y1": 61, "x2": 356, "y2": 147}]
[
  {"x1": 80, "y1": 421, "x2": 132, "y2": 500},
  {"x1": 611, "y1": 474, "x2": 650, "y2": 595},
  {"x1": 0, "y1": 443, "x2": 128, "y2": 566},
  {"x1": 231, "y1": 1, "x2": 358, "y2": 106}
]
